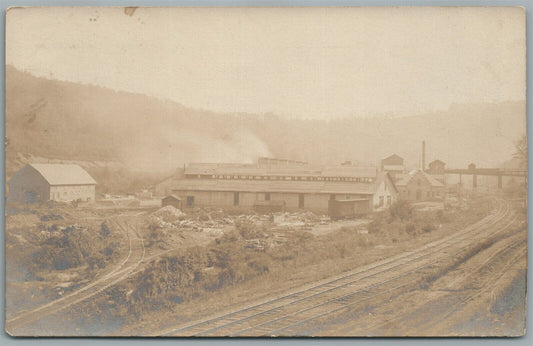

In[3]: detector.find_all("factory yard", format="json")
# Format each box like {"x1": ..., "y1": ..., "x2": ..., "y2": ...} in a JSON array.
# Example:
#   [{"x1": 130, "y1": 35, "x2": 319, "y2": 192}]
[{"x1": 5, "y1": 193, "x2": 526, "y2": 336}]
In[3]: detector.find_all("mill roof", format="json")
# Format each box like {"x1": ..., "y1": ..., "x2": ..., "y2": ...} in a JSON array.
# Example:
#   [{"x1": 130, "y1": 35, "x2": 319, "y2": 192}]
[
  {"x1": 171, "y1": 172, "x2": 395, "y2": 195},
  {"x1": 184, "y1": 163, "x2": 378, "y2": 178}
]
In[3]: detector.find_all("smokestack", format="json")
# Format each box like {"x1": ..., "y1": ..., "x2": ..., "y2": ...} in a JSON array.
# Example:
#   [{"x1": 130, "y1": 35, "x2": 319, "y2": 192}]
[{"x1": 422, "y1": 140, "x2": 426, "y2": 171}]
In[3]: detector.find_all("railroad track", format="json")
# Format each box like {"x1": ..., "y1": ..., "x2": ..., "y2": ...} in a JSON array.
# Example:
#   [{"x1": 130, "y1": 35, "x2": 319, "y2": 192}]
[
  {"x1": 328, "y1": 227, "x2": 527, "y2": 336},
  {"x1": 156, "y1": 198, "x2": 517, "y2": 336},
  {"x1": 419, "y1": 241, "x2": 527, "y2": 335},
  {"x1": 5, "y1": 217, "x2": 146, "y2": 334}
]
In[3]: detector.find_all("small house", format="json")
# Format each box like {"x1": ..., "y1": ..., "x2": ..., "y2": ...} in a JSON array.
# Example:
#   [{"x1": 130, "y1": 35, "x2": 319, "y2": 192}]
[{"x1": 395, "y1": 169, "x2": 445, "y2": 201}]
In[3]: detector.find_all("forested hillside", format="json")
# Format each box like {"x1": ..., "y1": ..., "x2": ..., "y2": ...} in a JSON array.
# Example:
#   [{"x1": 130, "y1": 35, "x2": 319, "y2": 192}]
[{"x1": 6, "y1": 65, "x2": 525, "y2": 191}]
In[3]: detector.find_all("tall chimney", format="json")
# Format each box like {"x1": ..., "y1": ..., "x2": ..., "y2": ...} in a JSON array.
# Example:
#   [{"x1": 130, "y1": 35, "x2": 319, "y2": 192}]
[{"x1": 422, "y1": 140, "x2": 426, "y2": 171}]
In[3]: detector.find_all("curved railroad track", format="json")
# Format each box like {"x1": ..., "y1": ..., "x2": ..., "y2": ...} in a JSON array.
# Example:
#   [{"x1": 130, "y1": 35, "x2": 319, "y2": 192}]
[
  {"x1": 5, "y1": 217, "x2": 146, "y2": 334},
  {"x1": 155, "y1": 198, "x2": 519, "y2": 336}
]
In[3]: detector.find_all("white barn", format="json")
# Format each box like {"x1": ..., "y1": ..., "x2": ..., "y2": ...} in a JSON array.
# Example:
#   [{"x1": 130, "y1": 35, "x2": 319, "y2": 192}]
[{"x1": 7, "y1": 164, "x2": 97, "y2": 204}]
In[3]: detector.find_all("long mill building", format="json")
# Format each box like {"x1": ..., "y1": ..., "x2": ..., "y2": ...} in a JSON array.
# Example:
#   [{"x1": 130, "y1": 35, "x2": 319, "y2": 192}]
[{"x1": 156, "y1": 159, "x2": 398, "y2": 216}]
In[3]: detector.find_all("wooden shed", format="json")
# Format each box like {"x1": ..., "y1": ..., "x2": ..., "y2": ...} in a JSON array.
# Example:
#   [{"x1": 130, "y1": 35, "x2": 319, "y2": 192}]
[
  {"x1": 161, "y1": 194, "x2": 182, "y2": 209},
  {"x1": 328, "y1": 198, "x2": 370, "y2": 219}
]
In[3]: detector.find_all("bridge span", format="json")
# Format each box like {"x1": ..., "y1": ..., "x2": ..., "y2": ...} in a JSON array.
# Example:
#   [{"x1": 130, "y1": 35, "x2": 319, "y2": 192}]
[{"x1": 443, "y1": 164, "x2": 526, "y2": 189}]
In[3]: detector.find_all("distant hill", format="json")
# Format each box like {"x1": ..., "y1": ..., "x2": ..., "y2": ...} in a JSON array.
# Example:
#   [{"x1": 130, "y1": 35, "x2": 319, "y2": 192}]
[
  {"x1": 5, "y1": 65, "x2": 272, "y2": 175},
  {"x1": 6, "y1": 65, "x2": 526, "y2": 189}
]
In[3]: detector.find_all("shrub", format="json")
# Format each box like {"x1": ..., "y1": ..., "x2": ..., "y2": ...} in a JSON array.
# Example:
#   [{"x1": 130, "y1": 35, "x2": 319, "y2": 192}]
[
  {"x1": 422, "y1": 223, "x2": 436, "y2": 233},
  {"x1": 405, "y1": 222, "x2": 416, "y2": 234},
  {"x1": 248, "y1": 257, "x2": 271, "y2": 274},
  {"x1": 436, "y1": 210, "x2": 449, "y2": 223},
  {"x1": 147, "y1": 222, "x2": 165, "y2": 246},
  {"x1": 367, "y1": 215, "x2": 383, "y2": 234},
  {"x1": 100, "y1": 222, "x2": 111, "y2": 237},
  {"x1": 235, "y1": 220, "x2": 262, "y2": 239},
  {"x1": 103, "y1": 247, "x2": 114, "y2": 257},
  {"x1": 389, "y1": 200, "x2": 413, "y2": 221}
]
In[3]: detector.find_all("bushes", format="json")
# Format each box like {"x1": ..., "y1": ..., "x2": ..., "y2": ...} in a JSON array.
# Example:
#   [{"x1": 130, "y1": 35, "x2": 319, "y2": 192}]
[
  {"x1": 422, "y1": 223, "x2": 436, "y2": 233},
  {"x1": 404, "y1": 222, "x2": 416, "y2": 235},
  {"x1": 27, "y1": 222, "x2": 123, "y2": 273},
  {"x1": 367, "y1": 213, "x2": 384, "y2": 234},
  {"x1": 124, "y1": 241, "x2": 274, "y2": 310},
  {"x1": 235, "y1": 220, "x2": 265, "y2": 239},
  {"x1": 100, "y1": 222, "x2": 111, "y2": 237},
  {"x1": 389, "y1": 200, "x2": 413, "y2": 221},
  {"x1": 147, "y1": 222, "x2": 165, "y2": 247},
  {"x1": 436, "y1": 210, "x2": 449, "y2": 223}
]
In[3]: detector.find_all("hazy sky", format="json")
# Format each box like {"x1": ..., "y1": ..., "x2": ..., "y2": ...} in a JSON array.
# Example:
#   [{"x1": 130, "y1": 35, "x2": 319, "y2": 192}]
[{"x1": 6, "y1": 7, "x2": 526, "y2": 119}]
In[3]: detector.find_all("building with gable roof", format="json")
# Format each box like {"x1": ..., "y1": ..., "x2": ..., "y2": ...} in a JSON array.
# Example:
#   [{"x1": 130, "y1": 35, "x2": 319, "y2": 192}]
[
  {"x1": 395, "y1": 169, "x2": 445, "y2": 201},
  {"x1": 426, "y1": 159, "x2": 447, "y2": 184},
  {"x1": 380, "y1": 154, "x2": 405, "y2": 180},
  {"x1": 7, "y1": 163, "x2": 97, "y2": 204}
]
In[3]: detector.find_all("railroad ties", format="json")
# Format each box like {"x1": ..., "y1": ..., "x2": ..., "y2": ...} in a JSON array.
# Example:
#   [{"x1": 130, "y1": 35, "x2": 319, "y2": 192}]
[{"x1": 159, "y1": 198, "x2": 518, "y2": 337}]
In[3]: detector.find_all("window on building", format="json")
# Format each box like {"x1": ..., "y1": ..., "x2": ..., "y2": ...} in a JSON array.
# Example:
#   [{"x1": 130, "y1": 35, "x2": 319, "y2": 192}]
[
  {"x1": 186, "y1": 196, "x2": 195, "y2": 206},
  {"x1": 387, "y1": 196, "x2": 392, "y2": 205},
  {"x1": 265, "y1": 193, "x2": 271, "y2": 201},
  {"x1": 379, "y1": 196, "x2": 384, "y2": 207},
  {"x1": 233, "y1": 192, "x2": 240, "y2": 206},
  {"x1": 299, "y1": 194, "x2": 305, "y2": 208}
]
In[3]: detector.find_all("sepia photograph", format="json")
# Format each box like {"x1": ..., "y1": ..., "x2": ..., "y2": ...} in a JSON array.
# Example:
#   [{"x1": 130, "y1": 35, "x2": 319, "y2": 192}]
[{"x1": 3, "y1": 6, "x2": 527, "y2": 337}]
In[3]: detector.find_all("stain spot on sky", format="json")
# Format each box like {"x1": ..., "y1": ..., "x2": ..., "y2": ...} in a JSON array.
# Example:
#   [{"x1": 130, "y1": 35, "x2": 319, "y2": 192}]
[{"x1": 124, "y1": 7, "x2": 137, "y2": 17}]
